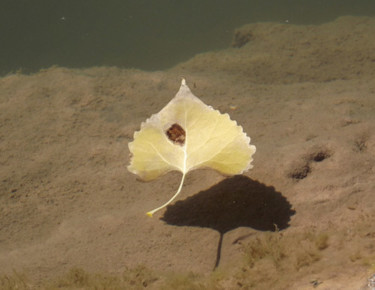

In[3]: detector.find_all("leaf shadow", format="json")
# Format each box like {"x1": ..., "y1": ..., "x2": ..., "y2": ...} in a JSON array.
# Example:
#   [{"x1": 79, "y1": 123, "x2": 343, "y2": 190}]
[{"x1": 161, "y1": 175, "x2": 295, "y2": 269}]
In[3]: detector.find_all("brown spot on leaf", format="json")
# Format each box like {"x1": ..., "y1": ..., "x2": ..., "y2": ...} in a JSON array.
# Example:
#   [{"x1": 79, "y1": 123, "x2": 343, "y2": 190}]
[{"x1": 166, "y1": 123, "x2": 185, "y2": 146}]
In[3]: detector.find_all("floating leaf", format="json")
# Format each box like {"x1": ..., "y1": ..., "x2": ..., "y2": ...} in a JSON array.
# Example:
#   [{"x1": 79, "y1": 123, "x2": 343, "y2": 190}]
[{"x1": 128, "y1": 79, "x2": 256, "y2": 217}]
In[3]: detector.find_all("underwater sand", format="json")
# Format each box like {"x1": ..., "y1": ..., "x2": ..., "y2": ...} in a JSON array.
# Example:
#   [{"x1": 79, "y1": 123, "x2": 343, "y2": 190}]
[{"x1": 0, "y1": 16, "x2": 374, "y2": 289}]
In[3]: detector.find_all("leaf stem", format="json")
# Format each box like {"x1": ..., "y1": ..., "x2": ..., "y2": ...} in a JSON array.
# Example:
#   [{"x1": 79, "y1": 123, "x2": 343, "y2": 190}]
[{"x1": 146, "y1": 172, "x2": 186, "y2": 217}]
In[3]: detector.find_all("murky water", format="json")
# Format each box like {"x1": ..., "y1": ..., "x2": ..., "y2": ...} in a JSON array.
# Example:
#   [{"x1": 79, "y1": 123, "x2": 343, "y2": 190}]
[{"x1": 1, "y1": 0, "x2": 374, "y2": 75}]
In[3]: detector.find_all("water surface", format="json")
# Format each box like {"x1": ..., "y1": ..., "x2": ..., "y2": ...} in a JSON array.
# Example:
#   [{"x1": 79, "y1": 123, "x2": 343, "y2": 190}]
[{"x1": 1, "y1": 0, "x2": 374, "y2": 74}]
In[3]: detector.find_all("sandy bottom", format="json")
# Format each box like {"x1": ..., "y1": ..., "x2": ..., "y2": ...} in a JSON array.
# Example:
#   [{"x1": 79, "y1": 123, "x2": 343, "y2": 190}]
[{"x1": 0, "y1": 16, "x2": 375, "y2": 289}]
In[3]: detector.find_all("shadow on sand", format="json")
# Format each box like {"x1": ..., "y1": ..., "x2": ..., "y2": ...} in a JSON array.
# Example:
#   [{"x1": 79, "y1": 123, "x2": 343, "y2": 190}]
[{"x1": 161, "y1": 175, "x2": 295, "y2": 269}]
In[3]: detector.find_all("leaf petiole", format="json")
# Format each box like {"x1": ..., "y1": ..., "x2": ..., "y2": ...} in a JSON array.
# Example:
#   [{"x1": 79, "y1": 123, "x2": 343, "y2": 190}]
[{"x1": 146, "y1": 172, "x2": 186, "y2": 217}]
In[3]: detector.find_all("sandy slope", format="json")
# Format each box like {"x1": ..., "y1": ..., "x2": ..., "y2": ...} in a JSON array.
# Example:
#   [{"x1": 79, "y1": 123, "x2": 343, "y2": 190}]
[{"x1": 0, "y1": 16, "x2": 374, "y2": 289}]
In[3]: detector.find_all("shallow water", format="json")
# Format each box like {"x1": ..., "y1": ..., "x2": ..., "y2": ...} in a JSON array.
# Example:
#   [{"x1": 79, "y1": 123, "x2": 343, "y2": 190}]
[
  {"x1": 1, "y1": 0, "x2": 374, "y2": 75},
  {"x1": 1, "y1": 12, "x2": 375, "y2": 288}
]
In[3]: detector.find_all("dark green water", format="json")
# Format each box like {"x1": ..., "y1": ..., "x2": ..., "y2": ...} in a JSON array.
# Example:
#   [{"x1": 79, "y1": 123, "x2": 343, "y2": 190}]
[{"x1": 1, "y1": 0, "x2": 374, "y2": 75}]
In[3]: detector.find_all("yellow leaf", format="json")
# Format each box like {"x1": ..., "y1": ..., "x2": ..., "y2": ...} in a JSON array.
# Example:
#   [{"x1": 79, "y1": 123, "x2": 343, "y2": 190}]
[{"x1": 128, "y1": 79, "x2": 256, "y2": 217}]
